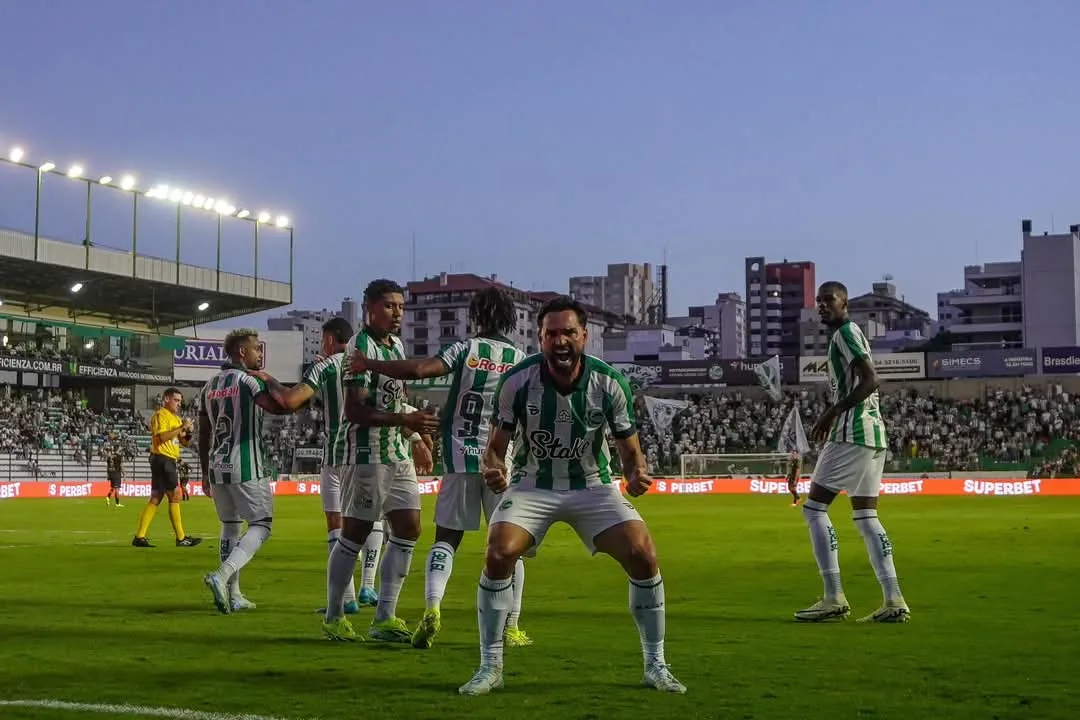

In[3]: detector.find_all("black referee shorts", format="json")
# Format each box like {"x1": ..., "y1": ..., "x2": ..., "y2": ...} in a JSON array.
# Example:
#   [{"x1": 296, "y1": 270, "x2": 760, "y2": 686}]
[{"x1": 149, "y1": 454, "x2": 180, "y2": 493}]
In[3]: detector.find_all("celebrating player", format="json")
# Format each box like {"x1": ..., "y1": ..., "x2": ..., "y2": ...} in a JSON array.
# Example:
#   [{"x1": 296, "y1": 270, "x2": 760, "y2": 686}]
[
  {"x1": 350, "y1": 285, "x2": 531, "y2": 650},
  {"x1": 796, "y1": 281, "x2": 910, "y2": 624},
  {"x1": 261, "y1": 317, "x2": 384, "y2": 614},
  {"x1": 322, "y1": 279, "x2": 440, "y2": 642},
  {"x1": 198, "y1": 329, "x2": 288, "y2": 615},
  {"x1": 458, "y1": 295, "x2": 686, "y2": 696}
]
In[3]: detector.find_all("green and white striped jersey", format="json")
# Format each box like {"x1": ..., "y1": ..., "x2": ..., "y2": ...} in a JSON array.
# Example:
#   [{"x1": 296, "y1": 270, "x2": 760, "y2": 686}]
[
  {"x1": 302, "y1": 352, "x2": 348, "y2": 466},
  {"x1": 826, "y1": 320, "x2": 888, "y2": 449},
  {"x1": 199, "y1": 364, "x2": 268, "y2": 484},
  {"x1": 491, "y1": 354, "x2": 637, "y2": 491},
  {"x1": 436, "y1": 335, "x2": 526, "y2": 474},
  {"x1": 341, "y1": 329, "x2": 411, "y2": 465}
]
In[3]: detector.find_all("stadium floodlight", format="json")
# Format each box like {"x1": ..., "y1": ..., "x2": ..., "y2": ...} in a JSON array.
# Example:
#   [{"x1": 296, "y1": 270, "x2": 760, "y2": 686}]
[
  {"x1": 70, "y1": 282, "x2": 83, "y2": 293},
  {"x1": 181, "y1": 191, "x2": 194, "y2": 206},
  {"x1": 98, "y1": 175, "x2": 113, "y2": 185},
  {"x1": 236, "y1": 209, "x2": 250, "y2": 219},
  {"x1": 9, "y1": 146, "x2": 24, "y2": 163},
  {"x1": 67, "y1": 164, "x2": 83, "y2": 179},
  {"x1": 168, "y1": 188, "x2": 183, "y2": 203},
  {"x1": 275, "y1": 215, "x2": 289, "y2": 228},
  {"x1": 197, "y1": 301, "x2": 210, "y2": 312},
  {"x1": 39, "y1": 161, "x2": 55, "y2": 173},
  {"x1": 119, "y1": 175, "x2": 136, "y2": 191},
  {"x1": 257, "y1": 211, "x2": 271, "y2": 224},
  {"x1": 193, "y1": 194, "x2": 206, "y2": 209}
]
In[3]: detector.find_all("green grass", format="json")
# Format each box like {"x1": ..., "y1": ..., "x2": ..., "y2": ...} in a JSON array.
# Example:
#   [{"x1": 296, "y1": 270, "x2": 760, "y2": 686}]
[{"x1": 1, "y1": 494, "x2": 1078, "y2": 720}]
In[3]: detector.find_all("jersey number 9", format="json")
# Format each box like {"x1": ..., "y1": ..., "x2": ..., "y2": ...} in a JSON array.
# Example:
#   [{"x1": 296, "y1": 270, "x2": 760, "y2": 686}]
[{"x1": 457, "y1": 391, "x2": 485, "y2": 439}]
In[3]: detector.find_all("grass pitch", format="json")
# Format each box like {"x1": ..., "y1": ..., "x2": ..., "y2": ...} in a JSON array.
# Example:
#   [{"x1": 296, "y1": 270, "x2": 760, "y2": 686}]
[{"x1": 0, "y1": 493, "x2": 1077, "y2": 720}]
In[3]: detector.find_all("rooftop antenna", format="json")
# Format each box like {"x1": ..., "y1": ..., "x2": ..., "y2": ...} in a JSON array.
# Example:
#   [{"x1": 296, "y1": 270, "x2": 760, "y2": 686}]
[{"x1": 411, "y1": 231, "x2": 417, "y2": 281}]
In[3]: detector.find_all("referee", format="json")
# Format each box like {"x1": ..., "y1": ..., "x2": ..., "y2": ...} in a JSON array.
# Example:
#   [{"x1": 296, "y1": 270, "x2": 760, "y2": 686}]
[{"x1": 132, "y1": 388, "x2": 203, "y2": 548}]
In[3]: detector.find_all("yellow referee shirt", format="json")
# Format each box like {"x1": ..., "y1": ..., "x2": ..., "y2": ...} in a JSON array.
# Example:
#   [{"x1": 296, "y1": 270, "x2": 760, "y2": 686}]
[{"x1": 149, "y1": 408, "x2": 183, "y2": 461}]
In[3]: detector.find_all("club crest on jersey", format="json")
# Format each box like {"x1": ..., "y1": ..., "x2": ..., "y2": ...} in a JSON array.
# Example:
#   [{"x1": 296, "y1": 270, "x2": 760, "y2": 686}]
[
  {"x1": 529, "y1": 430, "x2": 589, "y2": 460},
  {"x1": 586, "y1": 408, "x2": 606, "y2": 427},
  {"x1": 466, "y1": 356, "x2": 515, "y2": 374}
]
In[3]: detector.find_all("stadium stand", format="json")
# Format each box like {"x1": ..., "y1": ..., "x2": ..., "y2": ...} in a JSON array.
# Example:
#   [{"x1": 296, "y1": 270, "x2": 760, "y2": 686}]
[{"x1": 3, "y1": 381, "x2": 1076, "y2": 482}]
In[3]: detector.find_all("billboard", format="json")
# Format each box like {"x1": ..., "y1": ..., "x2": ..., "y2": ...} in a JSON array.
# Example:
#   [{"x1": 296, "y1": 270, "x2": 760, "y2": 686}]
[
  {"x1": 1041, "y1": 346, "x2": 1080, "y2": 374},
  {"x1": 926, "y1": 349, "x2": 1037, "y2": 378},
  {"x1": 0, "y1": 354, "x2": 172, "y2": 384},
  {"x1": 172, "y1": 330, "x2": 303, "y2": 384},
  {"x1": 799, "y1": 352, "x2": 925, "y2": 381},
  {"x1": 657, "y1": 356, "x2": 798, "y2": 386}
]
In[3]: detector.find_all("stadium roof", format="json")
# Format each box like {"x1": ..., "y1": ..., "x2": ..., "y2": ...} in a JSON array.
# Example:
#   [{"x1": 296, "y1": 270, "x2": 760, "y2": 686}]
[{"x1": 0, "y1": 254, "x2": 286, "y2": 331}]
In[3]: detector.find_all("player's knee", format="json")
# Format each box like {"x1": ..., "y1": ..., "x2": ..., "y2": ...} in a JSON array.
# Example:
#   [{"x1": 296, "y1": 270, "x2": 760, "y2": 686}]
[
  {"x1": 484, "y1": 540, "x2": 523, "y2": 577},
  {"x1": 622, "y1": 531, "x2": 658, "y2": 577},
  {"x1": 252, "y1": 518, "x2": 273, "y2": 536}
]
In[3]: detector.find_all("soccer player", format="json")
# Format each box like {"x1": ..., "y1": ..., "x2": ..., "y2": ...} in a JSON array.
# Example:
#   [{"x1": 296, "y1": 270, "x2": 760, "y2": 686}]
[
  {"x1": 322, "y1": 279, "x2": 441, "y2": 642},
  {"x1": 786, "y1": 452, "x2": 801, "y2": 506},
  {"x1": 264, "y1": 317, "x2": 386, "y2": 614},
  {"x1": 132, "y1": 388, "x2": 202, "y2": 548},
  {"x1": 797, "y1": 281, "x2": 910, "y2": 624},
  {"x1": 198, "y1": 329, "x2": 288, "y2": 615},
  {"x1": 458, "y1": 295, "x2": 686, "y2": 696},
  {"x1": 105, "y1": 446, "x2": 124, "y2": 508},
  {"x1": 349, "y1": 285, "x2": 531, "y2": 650}
]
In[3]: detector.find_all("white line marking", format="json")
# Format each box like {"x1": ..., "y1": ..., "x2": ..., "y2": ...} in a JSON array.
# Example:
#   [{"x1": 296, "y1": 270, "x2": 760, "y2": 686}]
[{"x1": 0, "y1": 699, "x2": 320, "y2": 720}]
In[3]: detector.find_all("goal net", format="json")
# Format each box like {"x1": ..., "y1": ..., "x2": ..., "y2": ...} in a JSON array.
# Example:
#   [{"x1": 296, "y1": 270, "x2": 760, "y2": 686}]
[{"x1": 679, "y1": 453, "x2": 813, "y2": 479}]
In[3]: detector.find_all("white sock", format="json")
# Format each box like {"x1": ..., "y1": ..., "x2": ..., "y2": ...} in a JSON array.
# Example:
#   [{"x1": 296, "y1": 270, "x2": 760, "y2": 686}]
[
  {"x1": 219, "y1": 521, "x2": 244, "y2": 598},
  {"x1": 477, "y1": 572, "x2": 513, "y2": 667},
  {"x1": 375, "y1": 535, "x2": 415, "y2": 623},
  {"x1": 506, "y1": 558, "x2": 525, "y2": 629},
  {"x1": 803, "y1": 500, "x2": 844, "y2": 599},
  {"x1": 629, "y1": 574, "x2": 666, "y2": 668},
  {"x1": 360, "y1": 521, "x2": 384, "y2": 591},
  {"x1": 853, "y1": 509, "x2": 904, "y2": 603},
  {"x1": 328, "y1": 529, "x2": 356, "y2": 604},
  {"x1": 424, "y1": 541, "x2": 455, "y2": 610},
  {"x1": 325, "y1": 535, "x2": 360, "y2": 622},
  {"x1": 215, "y1": 522, "x2": 271, "y2": 584}
]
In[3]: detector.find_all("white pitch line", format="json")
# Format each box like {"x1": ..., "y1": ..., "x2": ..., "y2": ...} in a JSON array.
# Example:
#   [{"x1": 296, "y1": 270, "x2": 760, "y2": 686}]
[{"x1": 0, "y1": 699, "x2": 320, "y2": 720}]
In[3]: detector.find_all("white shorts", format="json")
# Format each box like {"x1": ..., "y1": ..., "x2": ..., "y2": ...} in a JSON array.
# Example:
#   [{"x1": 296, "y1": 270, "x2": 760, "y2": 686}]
[
  {"x1": 488, "y1": 484, "x2": 643, "y2": 555},
  {"x1": 435, "y1": 473, "x2": 500, "y2": 531},
  {"x1": 341, "y1": 462, "x2": 421, "y2": 522},
  {"x1": 212, "y1": 480, "x2": 274, "y2": 524},
  {"x1": 321, "y1": 465, "x2": 344, "y2": 513},
  {"x1": 811, "y1": 441, "x2": 886, "y2": 498}
]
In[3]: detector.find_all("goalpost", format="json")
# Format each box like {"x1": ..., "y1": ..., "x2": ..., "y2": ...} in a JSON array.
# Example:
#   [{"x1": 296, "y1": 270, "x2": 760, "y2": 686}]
[{"x1": 679, "y1": 452, "x2": 807, "y2": 479}]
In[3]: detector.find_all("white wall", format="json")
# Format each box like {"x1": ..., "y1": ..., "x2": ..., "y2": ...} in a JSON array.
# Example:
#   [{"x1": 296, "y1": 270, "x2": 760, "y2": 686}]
[{"x1": 171, "y1": 328, "x2": 304, "y2": 383}]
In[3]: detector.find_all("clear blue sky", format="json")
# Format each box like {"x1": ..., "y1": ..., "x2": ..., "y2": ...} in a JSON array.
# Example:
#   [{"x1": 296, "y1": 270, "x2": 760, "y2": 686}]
[{"x1": 2, "y1": 0, "x2": 1079, "y2": 323}]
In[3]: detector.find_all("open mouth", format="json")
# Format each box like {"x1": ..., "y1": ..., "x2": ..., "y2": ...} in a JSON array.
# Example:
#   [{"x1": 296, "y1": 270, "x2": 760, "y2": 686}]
[{"x1": 552, "y1": 348, "x2": 573, "y2": 364}]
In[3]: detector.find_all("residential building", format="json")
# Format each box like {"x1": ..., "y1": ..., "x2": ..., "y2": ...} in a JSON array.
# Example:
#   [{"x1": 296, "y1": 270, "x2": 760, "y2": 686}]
[
  {"x1": 603, "y1": 324, "x2": 690, "y2": 363},
  {"x1": 404, "y1": 273, "x2": 625, "y2": 358},
  {"x1": 936, "y1": 262, "x2": 1023, "y2": 350},
  {"x1": 267, "y1": 298, "x2": 360, "y2": 363},
  {"x1": 744, "y1": 257, "x2": 815, "y2": 357},
  {"x1": 1021, "y1": 220, "x2": 1080, "y2": 350},
  {"x1": 570, "y1": 262, "x2": 656, "y2": 322},
  {"x1": 798, "y1": 307, "x2": 887, "y2": 355},
  {"x1": 686, "y1": 292, "x2": 746, "y2": 358},
  {"x1": 848, "y1": 281, "x2": 932, "y2": 337}
]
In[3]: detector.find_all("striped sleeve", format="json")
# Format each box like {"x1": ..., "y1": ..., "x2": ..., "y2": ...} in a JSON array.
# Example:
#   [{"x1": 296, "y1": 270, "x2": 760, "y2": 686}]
[
  {"x1": 302, "y1": 357, "x2": 330, "y2": 391},
  {"x1": 241, "y1": 373, "x2": 266, "y2": 398},
  {"x1": 603, "y1": 371, "x2": 637, "y2": 439},
  {"x1": 836, "y1": 323, "x2": 870, "y2": 364},
  {"x1": 343, "y1": 333, "x2": 372, "y2": 388},
  {"x1": 435, "y1": 340, "x2": 469, "y2": 371},
  {"x1": 491, "y1": 369, "x2": 524, "y2": 433}
]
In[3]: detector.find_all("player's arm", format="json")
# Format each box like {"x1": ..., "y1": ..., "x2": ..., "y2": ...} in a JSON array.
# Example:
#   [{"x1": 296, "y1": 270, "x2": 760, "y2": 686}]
[
  {"x1": 830, "y1": 326, "x2": 881, "y2": 414},
  {"x1": 483, "y1": 371, "x2": 520, "y2": 480},
  {"x1": 270, "y1": 376, "x2": 317, "y2": 412},
  {"x1": 197, "y1": 408, "x2": 211, "y2": 481},
  {"x1": 605, "y1": 372, "x2": 651, "y2": 493},
  {"x1": 351, "y1": 354, "x2": 451, "y2": 381}
]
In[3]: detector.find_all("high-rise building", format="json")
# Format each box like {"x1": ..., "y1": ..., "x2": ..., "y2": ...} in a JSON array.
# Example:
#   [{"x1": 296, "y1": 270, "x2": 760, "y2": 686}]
[
  {"x1": 267, "y1": 298, "x2": 359, "y2": 363},
  {"x1": 684, "y1": 292, "x2": 745, "y2": 358},
  {"x1": 936, "y1": 263, "x2": 1023, "y2": 350},
  {"x1": 744, "y1": 257, "x2": 815, "y2": 357},
  {"x1": 1021, "y1": 220, "x2": 1080, "y2": 350},
  {"x1": 570, "y1": 262, "x2": 656, "y2": 322}
]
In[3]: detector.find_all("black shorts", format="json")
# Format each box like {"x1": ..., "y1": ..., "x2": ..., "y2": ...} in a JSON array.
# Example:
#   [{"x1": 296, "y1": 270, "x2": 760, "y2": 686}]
[
  {"x1": 107, "y1": 473, "x2": 122, "y2": 488},
  {"x1": 149, "y1": 455, "x2": 179, "y2": 493}
]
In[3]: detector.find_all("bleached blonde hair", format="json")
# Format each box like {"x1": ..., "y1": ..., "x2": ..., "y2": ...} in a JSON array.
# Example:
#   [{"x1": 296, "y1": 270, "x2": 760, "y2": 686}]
[{"x1": 223, "y1": 328, "x2": 260, "y2": 358}]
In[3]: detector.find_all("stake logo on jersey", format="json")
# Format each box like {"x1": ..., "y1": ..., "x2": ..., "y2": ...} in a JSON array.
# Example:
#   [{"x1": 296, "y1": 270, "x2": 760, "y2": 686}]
[
  {"x1": 342, "y1": 330, "x2": 411, "y2": 465},
  {"x1": 437, "y1": 336, "x2": 526, "y2": 473},
  {"x1": 826, "y1": 320, "x2": 887, "y2": 449},
  {"x1": 199, "y1": 365, "x2": 268, "y2": 484},
  {"x1": 492, "y1": 353, "x2": 637, "y2": 491},
  {"x1": 301, "y1": 352, "x2": 348, "y2": 466}
]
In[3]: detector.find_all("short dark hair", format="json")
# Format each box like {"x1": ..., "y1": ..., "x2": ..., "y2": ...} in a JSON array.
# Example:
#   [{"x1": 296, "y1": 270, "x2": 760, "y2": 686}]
[
  {"x1": 364, "y1": 279, "x2": 405, "y2": 305},
  {"x1": 223, "y1": 328, "x2": 259, "y2": 358},
  {"x1": 163, "y1": 387, "x2": 182, "y2": 399},
  {"x1": 818, "y1": 281, "x2": 848, "y2": 298},
  {"x1": 470, "y1": 287, "x2": 518, "y2": 336},
  {"x1": 322, "y1": 317, "x2": 353, "y2": 344},
  {"x1": 538, "y1": 295, "x2": 588, "y2": 329}
]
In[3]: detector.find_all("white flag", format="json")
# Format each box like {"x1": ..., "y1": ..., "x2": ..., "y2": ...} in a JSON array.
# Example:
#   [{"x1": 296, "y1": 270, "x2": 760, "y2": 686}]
[
  {"x1": 777, "y1": 406, "x2": 811, "y2": 455},
  {"x1": 755, "y1": 355, "x2": 783, "y2": 401},
  {"x1": 643, "y1": 396, "x2": 690, "y2": 436}
]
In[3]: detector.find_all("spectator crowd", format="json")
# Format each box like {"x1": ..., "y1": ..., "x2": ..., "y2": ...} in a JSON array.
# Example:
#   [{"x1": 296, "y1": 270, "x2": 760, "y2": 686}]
[{"x1": 2, "y1": 382, "x2": 1078, "y2": 479}]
